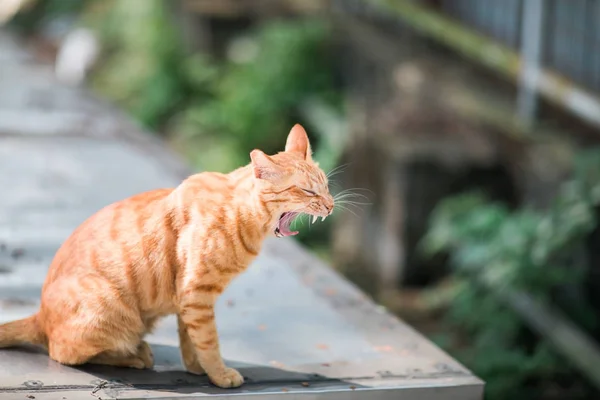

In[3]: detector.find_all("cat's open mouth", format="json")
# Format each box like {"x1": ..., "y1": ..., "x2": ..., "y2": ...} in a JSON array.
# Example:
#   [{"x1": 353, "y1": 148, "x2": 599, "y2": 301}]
[{"x1": 275, "y1": 212, "x2": 299, "y2": 237}]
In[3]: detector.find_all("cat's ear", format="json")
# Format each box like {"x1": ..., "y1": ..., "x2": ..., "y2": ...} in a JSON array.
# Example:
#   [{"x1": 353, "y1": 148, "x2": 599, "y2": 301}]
[
  {"x1": 285, "y1": 124, "x2": 312, "y2": 160},
  {"x1": 250, "y1": 149, "x2": 283, "y2": 181}
]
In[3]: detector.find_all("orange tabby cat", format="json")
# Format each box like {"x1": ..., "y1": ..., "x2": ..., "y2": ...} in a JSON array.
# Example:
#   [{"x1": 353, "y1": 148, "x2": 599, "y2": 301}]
[{"x1": 0, "y1": 124, "x2": 333, "y2": 388}]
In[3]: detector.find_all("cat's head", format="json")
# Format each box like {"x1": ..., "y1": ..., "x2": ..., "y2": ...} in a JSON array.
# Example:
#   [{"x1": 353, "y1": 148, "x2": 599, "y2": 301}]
[{"x1": 250, "y1": 124, "x2": 334, "y2": 237}]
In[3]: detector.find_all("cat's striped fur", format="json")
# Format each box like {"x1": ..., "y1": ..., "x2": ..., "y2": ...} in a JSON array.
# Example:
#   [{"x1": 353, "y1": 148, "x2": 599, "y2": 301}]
[{"x1": 0, "y1": 124, "x2": 333, "y2": 388}]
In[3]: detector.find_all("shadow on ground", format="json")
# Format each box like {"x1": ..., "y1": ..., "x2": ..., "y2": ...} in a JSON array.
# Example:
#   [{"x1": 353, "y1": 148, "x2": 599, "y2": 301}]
[{"x1": 0, "y1": 344, "x2": 365, "y2": 398}]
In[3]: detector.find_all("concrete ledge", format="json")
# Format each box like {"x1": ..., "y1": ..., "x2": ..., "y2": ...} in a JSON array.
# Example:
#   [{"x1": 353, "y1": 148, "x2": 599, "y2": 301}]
[{"x1": 0, "y1": 28, "x2": 484, "y2": 399}]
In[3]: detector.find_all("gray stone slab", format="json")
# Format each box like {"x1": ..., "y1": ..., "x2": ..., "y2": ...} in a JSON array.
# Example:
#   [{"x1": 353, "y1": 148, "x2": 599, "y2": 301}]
[{"x1": 0, "y1": 28, "x2": 484, "y2": 399}]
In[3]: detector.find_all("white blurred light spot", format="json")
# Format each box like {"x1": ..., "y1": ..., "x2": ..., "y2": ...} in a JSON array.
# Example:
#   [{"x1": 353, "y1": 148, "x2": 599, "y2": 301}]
[
  {"x1": 54, "y1": 28, "x2": 99, "y2": 86},
  {"x1": 226, "y1": 36, "x2": 259, "y2": 64},
  {"x1": 394, "y1": 63, "x2": 424, "y2": 93},
  {"x1": 0, "y1": 0, "x2": 27, "y2": 24}
]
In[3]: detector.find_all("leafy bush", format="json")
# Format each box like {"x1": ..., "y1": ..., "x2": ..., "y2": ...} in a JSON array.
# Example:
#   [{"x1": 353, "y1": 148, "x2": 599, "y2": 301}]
[
  {"x1": 78, "y1": 0, "x2": 338, "y2": 173},
  {"x1": 174, "y1": 18, "x2": 339, "y2": 171},
  {"x1": 81, "y1": 1, "x2": 340, "y2": 248},
  {"x1": 85, "y1": 0, "x2": 195, "y2": 130},
  {"x1": 421, "y1": 149, "x2": 600, "y2": 400}
]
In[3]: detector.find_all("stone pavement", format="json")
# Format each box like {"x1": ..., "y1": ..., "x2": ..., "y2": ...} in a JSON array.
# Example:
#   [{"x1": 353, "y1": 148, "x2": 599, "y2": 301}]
[{"x1": 0, "y1": 29, "x2": 483, "y2": 399}]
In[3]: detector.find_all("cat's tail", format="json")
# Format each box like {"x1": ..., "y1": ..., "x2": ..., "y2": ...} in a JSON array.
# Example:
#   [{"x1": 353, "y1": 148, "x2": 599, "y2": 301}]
[{"x1": 0, "y1": 314, "x2": 46, "y2": 348}]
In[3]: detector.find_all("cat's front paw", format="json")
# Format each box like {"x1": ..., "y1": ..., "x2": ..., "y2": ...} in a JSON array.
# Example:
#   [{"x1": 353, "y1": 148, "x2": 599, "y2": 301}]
[
  {"x1": 138, "y1": 341, "x2": 155, "y2": 369},
  {"x1": 184, "y1": 360, "x2": 206, "y2": 376},
  {"x1": 208, "y1": 367, "x2": 244, "y2": 388}
]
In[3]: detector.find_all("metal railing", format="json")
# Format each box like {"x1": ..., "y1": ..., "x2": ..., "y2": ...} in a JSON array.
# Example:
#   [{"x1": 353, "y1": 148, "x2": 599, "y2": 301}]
[
  {"x1": 334, "y1": 0, "x2": 600, "y2": 131},
  {"x1": 441, "y1": 0, "x2": 600, "y2": 94}
]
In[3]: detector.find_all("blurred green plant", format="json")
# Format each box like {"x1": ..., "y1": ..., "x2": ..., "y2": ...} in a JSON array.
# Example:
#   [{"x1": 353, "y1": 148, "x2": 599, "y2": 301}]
[
  {"x1": 421, "y1": 149, "x2": 600, "y2": 400},
  {"x1": 79, "y1": 0, "x2": 340, "y2": 250},
  {"x1": 175, "y1": 18, "x2": 339, "y2": 172},
  {"x1": 7, "y1": 0, "x2": 347, "y2": 259},
  {"x1": 78, "y1": 0, "x2": 339, "y2": 175},
  {"x1": 83, "y1": 0, "x2": 198, "y2": 131}
]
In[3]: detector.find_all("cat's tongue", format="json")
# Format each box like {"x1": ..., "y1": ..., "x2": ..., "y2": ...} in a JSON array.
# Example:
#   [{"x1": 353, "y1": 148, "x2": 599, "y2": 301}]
[{"x1": 277, "y1": 212, "x2": 299, "y2": 237}]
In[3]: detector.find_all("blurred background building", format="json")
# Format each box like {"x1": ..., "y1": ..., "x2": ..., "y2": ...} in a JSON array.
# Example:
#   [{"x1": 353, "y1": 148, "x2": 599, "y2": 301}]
[{"x1": 2, "y1": 0, "x2": 600, "y2": 398}]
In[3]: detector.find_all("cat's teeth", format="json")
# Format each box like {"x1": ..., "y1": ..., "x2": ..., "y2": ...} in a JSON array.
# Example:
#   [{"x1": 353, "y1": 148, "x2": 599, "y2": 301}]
[
  {"x1": 312, "y1": 215, "x2": 317, "y2": 224},
  {"x1": 321, "y1": 216, "x2": 327, "y2": 222}
]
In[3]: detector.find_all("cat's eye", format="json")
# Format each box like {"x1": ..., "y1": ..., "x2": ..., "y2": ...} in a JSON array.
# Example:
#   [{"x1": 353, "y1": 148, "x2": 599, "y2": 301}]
[{"x1": 302, "y1": 189, "x2": 317, "y2": 196}]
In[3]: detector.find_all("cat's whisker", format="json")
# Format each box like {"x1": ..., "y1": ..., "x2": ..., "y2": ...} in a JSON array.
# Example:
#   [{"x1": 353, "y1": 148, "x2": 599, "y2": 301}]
[
  {"x1": 326, "y1": 171, "x2": 346, "y2": 181},
  {"x1": 336, "y1": 203, "x2": 371, "y2": 209},
  {"x1": 335, "y1": 198, "x2": 372, "y2": 208},
  {"x1": 338, "y1": 205, "x2": 358, "y2": 216},
  {"x1": 335, "y1": 197, "x2": 371, "y2": 203},
  {"x1": 326, "y1": 163, "x2": 351, "y2": 179},
  {"x1": 334, "y1": 195, "x2": 371, "y2": 204},
  {"x1": 288, "y1": 207, "x2": 310, "y2": 230},
  {"x1": 333, "y1": 190, "x2": 371, "y2": 200},
  {"x1": 335, "y1": 203, "x2": 369, "y2": 212},
  {"x1": 328, "y1": 186, "x2": 372, "y2": 217},
  {"x1": 333, "y1": 188, "x2": 374, "y2": 198},
  {"x1": 327, "y1": 162, "x2": 349, "y2": 173},
  {"x1": 334, "y1": 194, "x2": 370, "y2": 202},
  {"x1": 334, "y1": 187, "x2": 372, "y2": 195},
  {"x1": 334, "y1": 204, "x2": 360, "y2": 218}
]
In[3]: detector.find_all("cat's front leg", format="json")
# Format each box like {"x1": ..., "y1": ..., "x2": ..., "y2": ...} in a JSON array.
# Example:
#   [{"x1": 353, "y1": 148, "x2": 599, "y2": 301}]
[
  {"x1": 177, "y1": 315, "x2": 205, "y2": 375},
  {"x1": 178, "y1": 301, "x2": 243, "y2": 388}
]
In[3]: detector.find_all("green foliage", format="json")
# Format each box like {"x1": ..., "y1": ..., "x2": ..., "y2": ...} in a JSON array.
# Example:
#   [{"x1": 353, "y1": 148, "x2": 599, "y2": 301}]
[
  {"x1": 80, "y1": 1, "x2": 339, "y2": 247},
  {"x1": 176, "y1": 18, "x2": 338, "y2": 170},
  {"x1": 421, "y1": 149, "x2": 600, "y2": 400},
  {"x1": 85, "y1": 0, "x2": 193, "y2": 130},
  {"x1": 11, "y1": 0, "x2": 341, "y2": 174},
  {"x1": 81, "y1": 0, "x2": 338, "y2": 174}
]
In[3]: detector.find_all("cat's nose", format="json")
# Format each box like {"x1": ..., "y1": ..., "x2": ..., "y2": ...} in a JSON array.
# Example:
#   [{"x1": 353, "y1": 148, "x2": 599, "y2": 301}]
[{"x1": 325, "y1": 198, "x2": 334, "y2": 215}]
